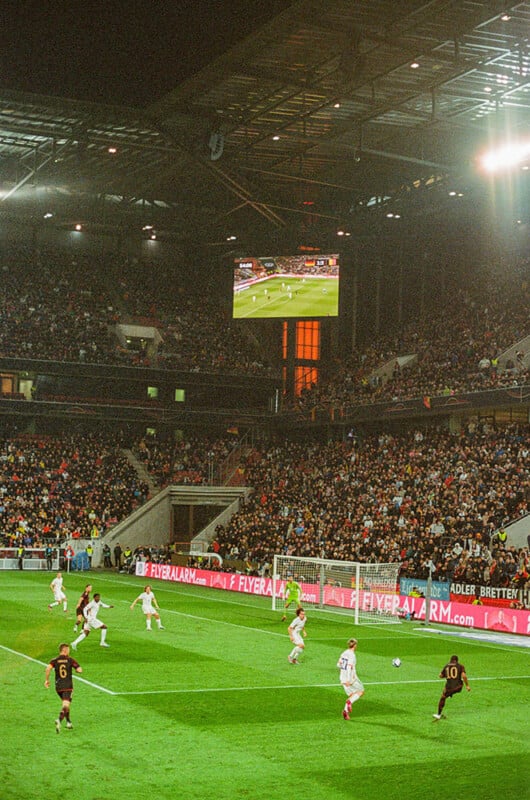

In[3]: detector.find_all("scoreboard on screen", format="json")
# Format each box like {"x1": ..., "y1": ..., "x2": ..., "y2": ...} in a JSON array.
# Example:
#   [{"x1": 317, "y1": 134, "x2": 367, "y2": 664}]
[
  {"x1": 305, "y1": 256, "x2": 338, "y2": 269},
  {"x1": 232, "y1": 253, "x2": 340, "y2": 319}
]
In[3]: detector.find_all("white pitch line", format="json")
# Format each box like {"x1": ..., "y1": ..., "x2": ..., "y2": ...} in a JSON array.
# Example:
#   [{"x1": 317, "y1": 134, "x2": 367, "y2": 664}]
[
  {"x1": 0, "y1": 643, "x2": 116, "y2": 695},
  {"x1": 3, "y1": 639, "x2": 528, "y2": 699},
  {"x1": 117, "y1": 599, "x2": 288, "y2": 638},
  {"x1": 112, "y1": 673, "x2": 530, "y2": 696},
  {"x1": 98, "y1": 576, "x2": 407, "y2": 640},
  {"x1": 417, "y1": 626, "x2": 530, "y2": 649},
  {"x1": 99, "y1": 576, "x2": 530, "y2": 651},
  {"x1": 96, "y1": 574, "x2": 281, "y2": 615},
  {"x1": 45, "y1": 574, "x2": 530, "y2": 654}
]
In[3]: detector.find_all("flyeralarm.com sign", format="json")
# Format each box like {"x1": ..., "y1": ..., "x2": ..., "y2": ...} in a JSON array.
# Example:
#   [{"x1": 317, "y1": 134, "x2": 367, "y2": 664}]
[{"x1": 136, "y1": 561, "x2": 530, "y2": 638}]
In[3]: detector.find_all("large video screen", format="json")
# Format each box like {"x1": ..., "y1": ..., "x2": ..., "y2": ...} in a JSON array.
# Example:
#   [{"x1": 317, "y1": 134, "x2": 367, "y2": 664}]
[{"x1": 232, "y1": 254, "x2": 340, "y2": 319}]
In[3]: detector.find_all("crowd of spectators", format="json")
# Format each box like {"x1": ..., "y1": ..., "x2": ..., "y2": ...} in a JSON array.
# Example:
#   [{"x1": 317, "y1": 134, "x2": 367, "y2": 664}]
[
  {"x1": 2, "y1": 242, "x2": 529, "y2": 404},
  {"x1": 0, "y1": 433, "x2": 149, "y2": 548},
  {"x1": 0, "y1": 246, "x2": 123, "y2": 365},
  {"x1": 115, "y1": 257, "x2": 274, "y2": 375},
  {"x1": 0, "y1": 424, "x2": 528, "y2": 598},
  {"x1": 211, "y1": 424, "x2": 530, "y2": 594},
  {"x1": 133, "y1": 432, "x2": 242, "y2": 487},
  {"x1": 295, "y1": 255, "x2": 530, "y2": 413},
  {"x1": 0, "y1": 244, "x2": 275, "y2": 376},
  {"x1": 1, "y1": 239, "x2": 530, "y2": 601}
]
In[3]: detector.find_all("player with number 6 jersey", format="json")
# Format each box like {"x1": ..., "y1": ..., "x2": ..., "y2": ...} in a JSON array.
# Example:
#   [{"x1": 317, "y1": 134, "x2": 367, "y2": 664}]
[{"x1": 44, "y1": 643, "x2": 82, "y2": 733}]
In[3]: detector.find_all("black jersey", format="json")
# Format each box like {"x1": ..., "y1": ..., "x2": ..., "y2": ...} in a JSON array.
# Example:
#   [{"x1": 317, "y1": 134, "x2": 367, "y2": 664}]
[
  {"x1": 76, "y1": 590, "x2": 90, "y2": 613},
  {"x1": 49, "y1": 655, "x2": 80, "y2": 691},
  {"x1": 440, "y1": 660, "x2": 466, "y2": 691}
]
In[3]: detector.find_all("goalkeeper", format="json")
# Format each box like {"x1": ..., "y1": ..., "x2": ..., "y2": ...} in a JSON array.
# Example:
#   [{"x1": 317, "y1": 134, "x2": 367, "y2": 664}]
[{"x1": 281, "y1": 575, "x2": 302, "y2": 622}]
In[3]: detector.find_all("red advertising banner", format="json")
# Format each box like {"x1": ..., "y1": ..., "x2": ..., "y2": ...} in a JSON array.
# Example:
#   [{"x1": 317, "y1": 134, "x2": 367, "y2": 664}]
[{"x1": 136, "y1": 562, "x2": 530, "y2": 637}]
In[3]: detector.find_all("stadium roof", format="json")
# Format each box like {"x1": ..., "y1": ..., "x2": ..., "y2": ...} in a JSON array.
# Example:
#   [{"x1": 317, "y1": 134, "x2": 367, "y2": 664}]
[{"x1": 0, "y1": 0, "x2": 528, "y2": 250}]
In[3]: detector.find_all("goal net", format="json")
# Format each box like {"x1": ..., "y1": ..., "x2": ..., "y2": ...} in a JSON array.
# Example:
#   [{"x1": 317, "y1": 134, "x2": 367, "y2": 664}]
[{"x1": 272, "y1": 554, "x2": 401, "y2": 624}]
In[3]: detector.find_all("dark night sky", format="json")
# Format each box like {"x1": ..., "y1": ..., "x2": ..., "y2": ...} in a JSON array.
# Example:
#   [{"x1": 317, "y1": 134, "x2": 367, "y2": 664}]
[{"x1": 0, "y1": 0, "x2": 294, "y2": 107}]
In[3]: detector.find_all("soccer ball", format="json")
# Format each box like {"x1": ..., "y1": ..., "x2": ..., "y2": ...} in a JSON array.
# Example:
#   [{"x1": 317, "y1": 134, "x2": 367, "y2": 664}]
[{"x1": 392, "y1": 658, "x2": 402, "y2": 668}]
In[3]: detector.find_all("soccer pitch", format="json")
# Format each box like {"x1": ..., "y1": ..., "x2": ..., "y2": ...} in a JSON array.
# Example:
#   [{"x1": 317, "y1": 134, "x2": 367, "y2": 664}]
[
  {"x1": 233, "y1": 276, "x2": 339, "y2": 319},
  {"x1": 1, "y1": 572, "x2": 528, "y2": 800}
]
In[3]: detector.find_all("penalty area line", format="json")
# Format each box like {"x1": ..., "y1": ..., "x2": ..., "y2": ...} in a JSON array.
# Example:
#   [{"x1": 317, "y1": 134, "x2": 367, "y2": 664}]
[
  {"x1": 116, "y1": 598, "x2": 287, "y2": 638},
  {"x1": 0, "y1": 643, "x2": 116, "y2": 695}
]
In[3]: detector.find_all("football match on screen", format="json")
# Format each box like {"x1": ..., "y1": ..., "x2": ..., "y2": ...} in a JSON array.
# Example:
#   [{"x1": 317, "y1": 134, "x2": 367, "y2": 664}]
[{"x1": 232, "y1": 254, "x2": 340, "y2": 319}]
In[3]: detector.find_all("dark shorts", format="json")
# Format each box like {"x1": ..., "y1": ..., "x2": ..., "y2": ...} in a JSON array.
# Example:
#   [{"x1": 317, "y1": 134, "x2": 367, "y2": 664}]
[
  {"x1": 56, "y1": 688, "x2": 73, "y2": 702},
  {"x1": 444, "y1": 685, "x2": 463, "y2": 699},
  {"x1": 76, "y1": 606, "x2": 84, "y2": 617}
]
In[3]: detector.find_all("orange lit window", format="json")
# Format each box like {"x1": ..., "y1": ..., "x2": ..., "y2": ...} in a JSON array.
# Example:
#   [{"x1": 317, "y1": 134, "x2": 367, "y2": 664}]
[
  {"x1": 282, "y1": 321, "x2": 288, "y2": 360},
  {"x1": 294, "y1": 366, "x2": 318, "y2": 396},
  {"x1": 296, "y1": 321, "x2": 320, "y2": 360}
]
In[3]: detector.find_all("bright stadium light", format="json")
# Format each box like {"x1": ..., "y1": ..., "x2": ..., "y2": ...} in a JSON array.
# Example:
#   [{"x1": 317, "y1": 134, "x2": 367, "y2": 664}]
[{"x1": 480, "y1": 140, "x2": 530, "y2": 173}]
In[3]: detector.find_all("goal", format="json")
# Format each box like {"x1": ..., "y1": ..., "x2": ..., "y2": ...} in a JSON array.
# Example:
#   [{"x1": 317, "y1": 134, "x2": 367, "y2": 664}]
[{"x1": 272, "y1": 554, "x2": 401, "y2": 624}]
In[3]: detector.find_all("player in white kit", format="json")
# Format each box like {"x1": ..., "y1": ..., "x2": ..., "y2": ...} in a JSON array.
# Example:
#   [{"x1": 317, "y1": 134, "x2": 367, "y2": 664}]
[
  {"x1": 130, "y1": 585, "x2": 164, "y2": 630},
  {"x1": 287, "y1": 608, "x2": 307, "y2": 664},
  {"x1": 71, "y1": 593, "x2": 114, "y2": 649},
  {"x1": 48, "y1": 571, "x2": 68, "y2": 612},
  {"x1": 337, "y1": 638, "x2": 364, "y2": 720}
]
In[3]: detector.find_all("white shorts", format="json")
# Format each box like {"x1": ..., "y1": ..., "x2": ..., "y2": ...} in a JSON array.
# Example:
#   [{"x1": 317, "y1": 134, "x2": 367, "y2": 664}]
[
  {"x1": 142, "y1": 605, "x2": 157, "y2": 615},
  {"x1": 84, "y1": 618, "x2": 104, "y2": 630},
  {"x1": 342, "y1": 678, "x2": 364, "y2": 696},
  {"x1": 53, "y1": 590, "x2": 66, "y2": 602},
  {"x1": 291, "y1": 632, "x2": 304, "y2": 647}
]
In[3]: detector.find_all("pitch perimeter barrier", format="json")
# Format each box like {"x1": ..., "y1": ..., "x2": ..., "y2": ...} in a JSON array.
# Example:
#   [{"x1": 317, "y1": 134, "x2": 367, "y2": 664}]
[{"x1": 136, "y1": 561, "x2": 530, "y2": 637}]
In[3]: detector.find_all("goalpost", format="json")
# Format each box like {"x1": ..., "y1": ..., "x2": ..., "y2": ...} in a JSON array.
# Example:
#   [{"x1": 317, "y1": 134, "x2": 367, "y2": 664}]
[{"x1": 272, "y1": 554, "x2": 401, "y2": 624}]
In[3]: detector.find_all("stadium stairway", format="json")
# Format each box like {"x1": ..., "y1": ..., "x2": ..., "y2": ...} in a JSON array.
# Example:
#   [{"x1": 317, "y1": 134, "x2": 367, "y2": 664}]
[{"x1": 122, "y1": 448, "x2": 160, "y2": 498}]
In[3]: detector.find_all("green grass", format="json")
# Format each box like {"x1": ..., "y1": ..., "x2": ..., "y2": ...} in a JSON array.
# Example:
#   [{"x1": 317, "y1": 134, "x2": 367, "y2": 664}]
[
  {"x1": 1, "y1": 570, "x2": 528, "y2": 800},
  {"x1": 233, "y1": 276, "x2": 339, "y2": 318}
]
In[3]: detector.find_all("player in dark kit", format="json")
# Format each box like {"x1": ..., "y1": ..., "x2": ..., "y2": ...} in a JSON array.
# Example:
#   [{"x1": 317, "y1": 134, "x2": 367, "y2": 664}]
[
  {"x1": 433, "y1": 654, "x2": 470, "y2": 720},
  {"x1": 44, "y1": 643, "x2": 83, "y2": 733},
  {"x1": 73, "y1": 584, "x2": 92, "y2": 633}
]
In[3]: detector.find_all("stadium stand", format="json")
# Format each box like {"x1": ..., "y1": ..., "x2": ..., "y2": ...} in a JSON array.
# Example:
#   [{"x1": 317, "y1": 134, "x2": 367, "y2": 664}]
[
  {"x1": 211, "y1": 426, "x2": 530, "y2": 593},
  {"x1": 295, "y1": 255, "x2": 530, "y2": 413},
  {"x1": 0, "y1": 242, "x2": 529, "y2": 605},
  {"x1": 0, "y1": 433, "x2": 149, "y2": 546},
  {"x1": 0, "y1": 244, "x2": 276, "y2": 376}
]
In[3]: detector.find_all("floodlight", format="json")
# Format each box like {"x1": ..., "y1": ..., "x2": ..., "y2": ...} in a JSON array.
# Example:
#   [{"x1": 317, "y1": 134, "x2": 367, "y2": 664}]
[{"x1": 480, "y1": 140, "x2": 530, "y2": 173}]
